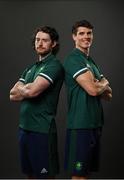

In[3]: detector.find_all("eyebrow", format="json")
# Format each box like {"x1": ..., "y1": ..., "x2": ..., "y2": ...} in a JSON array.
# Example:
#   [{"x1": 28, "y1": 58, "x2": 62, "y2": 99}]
[
  {"x1": 35, "y1": 37, "x2": 50, "y2": 41},
  {"x1": 78, "y1": 31, "x2": 92, "y2": 34}
]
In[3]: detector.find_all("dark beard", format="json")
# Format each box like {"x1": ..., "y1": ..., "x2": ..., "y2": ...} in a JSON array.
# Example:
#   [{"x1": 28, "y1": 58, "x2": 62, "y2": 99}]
[{"x1": 38, "y1": 50, "x2": 51, "y2": 57}]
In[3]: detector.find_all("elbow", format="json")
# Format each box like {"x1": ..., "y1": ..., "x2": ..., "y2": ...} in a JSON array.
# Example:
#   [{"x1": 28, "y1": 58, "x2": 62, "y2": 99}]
[
  {"x1": 9, "y1": 94, "x2": 23, "y2": 101},
  {"x1": 108, "y1": 93, "x2": 112, "y2": 100},
  {"x1": 10, "y1": 95, "x2": 14, "y2": 101},
  {"x1": 10, "y1": 95, "x2": 16, "y2": 101},
  {"x1": 87, "y1": 89, "x2": 99, "y2": 96}
]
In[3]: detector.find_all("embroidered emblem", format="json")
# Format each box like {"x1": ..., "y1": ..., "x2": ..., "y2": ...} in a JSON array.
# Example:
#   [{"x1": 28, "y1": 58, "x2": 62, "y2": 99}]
[
  {"x1": 27, "y1": 70, "x2": 31, "y2": 74},
  {"x1": 86, "y1": 63, "x2": 91, "y2": 68},
  {"x1": 40, "y1": 168, "x2": 48, "y2": 174},
  {"x1": 75, "y1": 161, "x2": 83, "y2": 171},
  {"x1": 40, "y1": 66, "x2": 45, "y2": 71}
]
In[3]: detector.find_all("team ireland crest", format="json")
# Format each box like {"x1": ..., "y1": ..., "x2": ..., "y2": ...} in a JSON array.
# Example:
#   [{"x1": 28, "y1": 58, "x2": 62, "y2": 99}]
[{"x1": 75, "y1": 161, "x2": 83, "y2": 171}]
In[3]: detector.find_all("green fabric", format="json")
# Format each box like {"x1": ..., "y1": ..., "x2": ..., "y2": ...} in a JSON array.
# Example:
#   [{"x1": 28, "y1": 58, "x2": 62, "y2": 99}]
[
  {"x1": 19, "y1": 54, "x2": 64, "y2": 133},
  {"x1": 63, "y1": 48, "x2": 104, "y2": 129}
]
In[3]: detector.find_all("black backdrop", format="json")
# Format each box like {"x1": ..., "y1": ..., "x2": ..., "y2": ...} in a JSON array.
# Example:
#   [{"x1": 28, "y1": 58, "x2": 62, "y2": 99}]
[{"x1": 0, "y1": 0, "x2": 124, "y2": 178}]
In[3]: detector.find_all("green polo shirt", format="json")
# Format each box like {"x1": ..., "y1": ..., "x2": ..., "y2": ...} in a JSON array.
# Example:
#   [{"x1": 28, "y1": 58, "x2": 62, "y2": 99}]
[
  {"x1": 63, "y1": 48, "x2": 104, "y2": 129},
  {"x1": 19, "y1": 54, "x2": 64, "y2": 133}
]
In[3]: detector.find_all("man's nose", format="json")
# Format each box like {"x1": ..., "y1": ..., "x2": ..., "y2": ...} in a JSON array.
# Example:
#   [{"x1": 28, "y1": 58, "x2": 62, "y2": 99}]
[
  {"x1": 84, "y1": 33, "x2": 89, "y2": 38},
  {"x1": 39, "y1": 40, "x2": 43, "y2": 45}
]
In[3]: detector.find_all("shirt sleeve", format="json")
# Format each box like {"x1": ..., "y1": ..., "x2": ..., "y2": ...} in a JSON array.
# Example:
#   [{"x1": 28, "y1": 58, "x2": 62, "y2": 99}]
[
  {"x1": 19, "y1": 68, "x2": 29, "y2": 83},
  {"x1": 19, "y1": 63, "x2": 35, "y2": 83},
  {"x1": 37, "y1": 62, "x2": 63, "y2": 84},
  {"x1": 64, "y1": 56, "x2": 89, "y2": 79}
]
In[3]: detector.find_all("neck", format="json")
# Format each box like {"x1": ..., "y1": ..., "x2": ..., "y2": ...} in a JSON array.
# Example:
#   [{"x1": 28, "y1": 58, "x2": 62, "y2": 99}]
[
  {"x1": 76, "y1": 47, "x2": 90, "y2": 56},
  {"x1": 39, "y1": 52, "x2": 51, "y2": 61}
]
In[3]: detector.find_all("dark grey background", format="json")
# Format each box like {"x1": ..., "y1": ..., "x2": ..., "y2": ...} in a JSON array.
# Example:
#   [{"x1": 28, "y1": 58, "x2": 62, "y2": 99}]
[{"x1": 0, "y1": 0, "x2": 124, "y2": 178}]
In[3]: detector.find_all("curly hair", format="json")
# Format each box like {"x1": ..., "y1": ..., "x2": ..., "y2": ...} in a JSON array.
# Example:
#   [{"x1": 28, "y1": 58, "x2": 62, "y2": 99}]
[{"x1": 32, "y1": 26, "x2": 59, "y2": 55}]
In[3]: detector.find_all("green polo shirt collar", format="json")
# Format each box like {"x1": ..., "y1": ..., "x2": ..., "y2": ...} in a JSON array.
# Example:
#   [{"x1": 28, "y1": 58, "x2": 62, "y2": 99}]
[
  {"x1": 36, "y1": 53, "x2": 54, "y2": 65},
  {"x1": 73, "y1": 48, "x2": 89, "y2": 59}
]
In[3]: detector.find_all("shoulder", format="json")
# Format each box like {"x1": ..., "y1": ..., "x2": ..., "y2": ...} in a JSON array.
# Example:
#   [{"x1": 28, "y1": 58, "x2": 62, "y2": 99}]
[
  {"x1": 54, "y1": 57, "x2": 63, "y2": 66},
  {"x1": 63, "y1": 50, "x2": 83, "y2": 68},
  {"x1": 46, "y1": 56, "x2": 64, "y2": 76},
  {"x1": 49, "y1": 56, "x2": 63, "y2": 68}
]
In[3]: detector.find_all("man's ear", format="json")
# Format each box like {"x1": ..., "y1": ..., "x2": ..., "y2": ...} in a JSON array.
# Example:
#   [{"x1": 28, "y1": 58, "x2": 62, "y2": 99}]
[
  {"x1": 72, "y1": 34, "x2": 76, "y2": 41},
  {"x1": 52, "y1": 41, "x2": 57, "y2": 48}
]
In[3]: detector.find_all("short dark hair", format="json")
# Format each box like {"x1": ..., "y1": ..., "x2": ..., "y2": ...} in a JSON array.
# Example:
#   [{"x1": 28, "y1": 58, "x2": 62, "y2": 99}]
[
  {"x1": 32, "y1": 26, "x2": 59, "y2": 55},
  {"x1": 72, "y1": 20, "x2": 94, "y2": 35}
]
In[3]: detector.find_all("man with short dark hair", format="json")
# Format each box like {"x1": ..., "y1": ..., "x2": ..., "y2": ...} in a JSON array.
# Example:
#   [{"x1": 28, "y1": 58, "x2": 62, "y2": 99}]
[
  {"x1": 63, "y1": 20, "x2": 112, "y2": 179},
  {"x1": 10, "y1": 26, "x2": 64, "y2": 179}
]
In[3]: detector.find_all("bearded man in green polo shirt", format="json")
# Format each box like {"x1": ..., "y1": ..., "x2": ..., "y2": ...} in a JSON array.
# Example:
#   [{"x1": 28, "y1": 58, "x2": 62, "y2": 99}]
[
  {"x1": 63, "y1": 20, "x2": 112, "y2": 179},
  {"x1": 10, "y1": 26, "x2": 64, "y2": 179}
]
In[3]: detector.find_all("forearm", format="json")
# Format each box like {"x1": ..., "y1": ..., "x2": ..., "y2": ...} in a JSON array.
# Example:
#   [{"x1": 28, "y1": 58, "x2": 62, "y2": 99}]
[
  {"x1": 100, "y1": 86, "x2": 112, "y2": 101},
  {"x1": 10, "y1": 93, "x2": 24, "y2": 101},
  {"x1": 10, "y1": 82, "x2": 36, "y2": 100},
  {"x1": 10, "y1": 82, "x2": 25, "y2": 101},
  {"x1": 17, "y1": 83, "x2": 38, "y2": 98},
  {"x1": 94, "y1": 78, "x2": 110, "y2": 95}
]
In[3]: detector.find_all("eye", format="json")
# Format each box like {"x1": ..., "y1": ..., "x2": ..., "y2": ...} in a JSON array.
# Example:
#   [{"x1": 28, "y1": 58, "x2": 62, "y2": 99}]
[
  {"x1": 87, "y1": 32, "x2": 92, "y2": 35},
  {"x1": 43, "y1": 39, "x2": 51, "y2": 43},
  {"x1": 35, "y1": 38, "x2": 40, "y2": 42},
  {"x1": 78, "y1": 32, "x2": 85, "y2": 35},
  {"x1": 43, "y1": 39, "x2": 49, "y2": 42}
]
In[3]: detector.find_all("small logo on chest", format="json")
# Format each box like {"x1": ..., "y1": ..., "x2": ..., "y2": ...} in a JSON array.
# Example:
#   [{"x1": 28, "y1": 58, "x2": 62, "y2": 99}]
[
  {"x1": 86, "y1": 63, "x2": 91, "y2": 68},
  {"x1": 27, "y1": 70, "x2": 31, "y2": 74},
  {"x1": 39, "y1": 66, "x2": 45, "y2": 71}
]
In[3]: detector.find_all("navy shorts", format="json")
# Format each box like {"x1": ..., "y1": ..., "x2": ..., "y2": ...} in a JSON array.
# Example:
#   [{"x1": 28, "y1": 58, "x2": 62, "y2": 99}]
[
  {"x1": 64, "y1": 128, "x2": 102, "y2": 177},
  {"x1": 18, "y1": 128, "x2": 59, "y2": 179}
]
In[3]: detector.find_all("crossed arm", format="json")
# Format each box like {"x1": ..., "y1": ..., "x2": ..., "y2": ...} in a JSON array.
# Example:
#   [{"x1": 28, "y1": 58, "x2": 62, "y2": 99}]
[
  {"x1": 76, "y1": 70, "x2": 112, "y2": 101},
  {"x1": 10, "y1": 76, "x2": 50, "y2": 101}
]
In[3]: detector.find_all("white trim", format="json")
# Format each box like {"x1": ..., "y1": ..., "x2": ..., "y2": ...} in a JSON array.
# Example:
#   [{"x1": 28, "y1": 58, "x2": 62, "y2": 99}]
[
  {"x1": 73, "y1": 67, "x2": 88, "y2": 78},
  {"x1": 39, "y1": 52, "x2": 51, "y2": 61},
  {"x1": 19, "y1": 78, "x2": 25, "y2": 82},
  {"x1": 39, "y1": 73, "x2": 53, "y2": 83}
]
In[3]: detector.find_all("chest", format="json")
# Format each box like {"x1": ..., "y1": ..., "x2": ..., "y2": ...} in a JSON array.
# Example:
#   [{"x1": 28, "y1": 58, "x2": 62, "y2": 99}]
[{"x1": 25, "y1": 64, "x2": 46, "y2": 83}]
